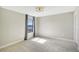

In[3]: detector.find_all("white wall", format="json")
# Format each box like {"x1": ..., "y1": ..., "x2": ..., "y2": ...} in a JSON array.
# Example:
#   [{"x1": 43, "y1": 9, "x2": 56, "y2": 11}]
[
  {"x1": 74, "y1": 7, "x2": 79, "y2": 49},
  {"x1": 0, "y1": 7, "x2": 25, "y2": 47},
  {"x1": 35, "y1": 17, "x2": 40, "y2": 36},
  {"x1": 36, "y1": 12, "x2": 74, "y2": 40}
]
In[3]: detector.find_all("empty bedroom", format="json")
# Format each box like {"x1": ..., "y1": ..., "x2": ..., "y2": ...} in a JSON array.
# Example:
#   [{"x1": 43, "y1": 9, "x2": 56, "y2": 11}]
[{"x1": 0, "y1": 6, "x2": 79, "y2": 52}]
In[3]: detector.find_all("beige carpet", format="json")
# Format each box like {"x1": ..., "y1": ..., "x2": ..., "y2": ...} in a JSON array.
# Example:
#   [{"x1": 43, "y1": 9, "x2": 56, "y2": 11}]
[{"x1": 0, "y1": 37, "x2": 78, "y2": 52}]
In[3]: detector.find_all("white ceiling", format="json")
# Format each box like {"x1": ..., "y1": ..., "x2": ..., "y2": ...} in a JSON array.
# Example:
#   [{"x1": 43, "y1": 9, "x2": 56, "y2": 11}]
[{"x1": 1, "y1": 6, "x2": 77, "y2": 17}]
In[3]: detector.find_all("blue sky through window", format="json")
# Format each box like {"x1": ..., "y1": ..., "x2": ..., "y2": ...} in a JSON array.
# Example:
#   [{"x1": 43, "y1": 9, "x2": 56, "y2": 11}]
[
  {"x1": 28, "y1": 16, "x2": 33, "y2": 25},
  {"x1": 27, "y1": 16, "x2": 33, "y2": 32},
  {"x1": 28, "y1": 19, "x2": 32, "y2": 25}
]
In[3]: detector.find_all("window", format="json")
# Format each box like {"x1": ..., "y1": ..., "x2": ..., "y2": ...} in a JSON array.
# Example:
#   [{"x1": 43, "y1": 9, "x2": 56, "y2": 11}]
[{"x1": 27, "y1": 16, "x2": 34, "y2": 33}]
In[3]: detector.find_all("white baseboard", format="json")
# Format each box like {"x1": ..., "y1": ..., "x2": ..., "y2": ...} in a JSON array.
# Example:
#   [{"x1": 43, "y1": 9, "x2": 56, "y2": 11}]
[
  {"x1": 54, "y1": 37, "x2": 74, "y2": 42},
  {"x1": 39, "y1": 35, "x2": 74, "y2": 42},
  {"x1": 0, "y1": 39, "x2": 23, "y2": 50}
]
